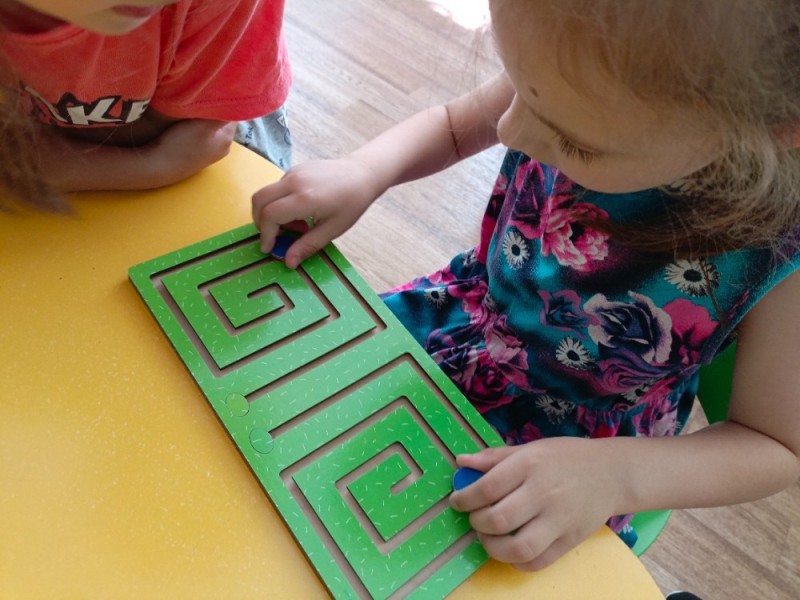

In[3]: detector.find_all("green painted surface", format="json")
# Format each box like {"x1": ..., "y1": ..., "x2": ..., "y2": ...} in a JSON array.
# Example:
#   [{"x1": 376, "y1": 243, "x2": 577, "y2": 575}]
[{"x1": 129, "y1": 223, "x2": 504, "y2": 599}]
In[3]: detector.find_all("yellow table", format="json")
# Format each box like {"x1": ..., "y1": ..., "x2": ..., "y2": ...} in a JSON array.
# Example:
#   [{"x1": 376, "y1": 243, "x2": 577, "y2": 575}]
[{"x1": 0, "y1": 145, "x2": 664, "y2": 599}]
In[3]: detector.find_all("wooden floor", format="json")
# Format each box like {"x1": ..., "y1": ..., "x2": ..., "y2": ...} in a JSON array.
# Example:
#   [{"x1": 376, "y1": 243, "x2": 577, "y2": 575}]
[{"x1": 282, "y1": 1, "x2": 800, "y2": 598}]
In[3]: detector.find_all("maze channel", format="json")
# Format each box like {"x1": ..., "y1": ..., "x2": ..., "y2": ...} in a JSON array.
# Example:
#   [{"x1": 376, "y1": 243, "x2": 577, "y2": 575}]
[{"x1": 129, "y1": 224, "x2": 504, "y2": 599}]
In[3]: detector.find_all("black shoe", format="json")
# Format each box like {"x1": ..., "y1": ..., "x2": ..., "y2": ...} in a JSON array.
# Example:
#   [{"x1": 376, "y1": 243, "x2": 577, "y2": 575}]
[{"x1": 666, "y1": 593, "x2": 702, "y2": 600}]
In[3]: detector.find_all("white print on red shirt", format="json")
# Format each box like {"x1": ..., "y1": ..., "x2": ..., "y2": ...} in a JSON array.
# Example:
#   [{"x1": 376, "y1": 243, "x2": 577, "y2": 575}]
[{"x1": 23, "y1": 84, "x2": 150, "y2": 127}]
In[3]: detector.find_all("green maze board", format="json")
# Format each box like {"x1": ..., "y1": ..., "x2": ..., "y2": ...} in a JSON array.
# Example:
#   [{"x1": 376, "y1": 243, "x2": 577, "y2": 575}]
[{"x1": 129, "y1": 224, "x2": 504, "y2": 599}]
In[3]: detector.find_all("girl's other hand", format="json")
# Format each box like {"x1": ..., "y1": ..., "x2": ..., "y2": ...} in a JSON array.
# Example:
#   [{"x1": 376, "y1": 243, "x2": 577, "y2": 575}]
[
  {"x1": 251, "y1": 156, "x2": 384, "y2": 268},
  {"x1": 450, "y1": 439, "x2": 622, "y2": 571},
  {"x1": 149, "y1": 119, "x2": 236, "y2": 186},
  {"x1": 34, "y1": 117, "x2": 235, "y2": 193}
]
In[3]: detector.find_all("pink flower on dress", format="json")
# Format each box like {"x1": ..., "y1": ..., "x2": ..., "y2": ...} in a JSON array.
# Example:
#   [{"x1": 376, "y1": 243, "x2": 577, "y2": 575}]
[
  {"x1": 387, "y1": 266, "x2": 458, "y2": 295},
  {"x1": 575, "y1": 406, "x2": 622, "y2": 438},
  {"x1": 478, "y1": 172, "x2": 513, "y2": 263},
  {"x1": 431, "y1": 312, "x2": 544, "y2": 412},
  {"x1": 426, "y1": 326, "x2": 527, "y2": 412},
  {"x1": 508, "y1": 161, "x2": 546, "y2": 239},
  {"x1": 427, "y1": 268, "x2": 457, "y2": 287},
  {"x1": 595, "y1": 356, "x2": 665, "y2": 395},
  {"x1": 509, "y1": 211, "x2": 544, "y2": 241},
  {"x1": 450, "y1": 279, "x2": 492, "y2": 327},
  {"x1": 462, "y1": 348, "x2": 518, "y2": 413},
  {"x1": 485, "y1": 314, "x2": 541, "y2": 392},
  {"x1": 635, "y1": 379, "x2": 680, "y2": 437},
  {"x1": 430, "y1": 341, "x2": 479, "y2": 388},
  {"x1": 492, "y1": 173, "x2": 510, "y2": 197},
  {"x1": 541, "y1": 199, "x2": 610, "y2": 272},
  {"x1": 513, "y1": 160, "x2": 541, "y2": 195},
  {"x1": 663, "y1": 299, "x2": 718, "y2": 366},
  {"x1": 386, "y1": 268, "x2": 453, "y2": 294},
  {"x1": 503, "y1": 421, "x2": 544, "y2": 445}
]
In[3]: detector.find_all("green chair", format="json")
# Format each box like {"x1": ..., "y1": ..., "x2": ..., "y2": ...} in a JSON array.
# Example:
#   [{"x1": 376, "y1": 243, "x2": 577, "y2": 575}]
[{"x1": 629, "y1": 342, "x2": 737, "y2": 556}]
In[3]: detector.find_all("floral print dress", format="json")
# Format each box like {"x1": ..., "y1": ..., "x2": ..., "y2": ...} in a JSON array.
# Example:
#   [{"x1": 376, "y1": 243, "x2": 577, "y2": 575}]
[{"x1": 382, "y1": 150, "x2": 800, "y2": 543}]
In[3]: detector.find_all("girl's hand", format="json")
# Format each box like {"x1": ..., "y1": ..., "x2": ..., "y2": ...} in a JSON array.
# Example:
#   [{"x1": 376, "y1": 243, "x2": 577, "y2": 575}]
[
  {"x1": 450, "y1": 438, "x2": 622, "y2": 571},
  {"x1": 148, "y1": 119, "x2": 237, "y2": 186},
  {"x1": 38, "y1": 118, "x2": 235, "y2": 192},
  {"x1": 251, "y1": 156, "x2": 385, "y2": 268}
]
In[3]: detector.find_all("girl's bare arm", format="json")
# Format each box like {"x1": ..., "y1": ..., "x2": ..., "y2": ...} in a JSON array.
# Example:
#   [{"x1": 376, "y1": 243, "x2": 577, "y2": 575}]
[
  {"x1": 251, "y1": 73, "x2": 515, "y2": 267},
  {"x1": 613, "y1": 269, "x2": 800, "y2": 512}
]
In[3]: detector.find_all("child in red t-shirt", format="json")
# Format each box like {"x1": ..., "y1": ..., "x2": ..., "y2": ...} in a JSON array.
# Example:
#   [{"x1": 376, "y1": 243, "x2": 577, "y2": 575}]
[{"x1": 0, "y1": 0, "x2": 291, "y2": 208}]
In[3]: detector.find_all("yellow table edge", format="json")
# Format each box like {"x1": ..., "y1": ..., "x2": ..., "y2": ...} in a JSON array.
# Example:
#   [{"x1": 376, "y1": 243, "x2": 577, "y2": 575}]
[{"x1": 0, "y1": 144, "x2": 663, "y2": 599}]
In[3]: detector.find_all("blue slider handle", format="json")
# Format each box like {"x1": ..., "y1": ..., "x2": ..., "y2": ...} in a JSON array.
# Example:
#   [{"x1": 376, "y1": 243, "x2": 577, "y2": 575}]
[
  {"x1": 452, "y1": 466, "x2": 485, "y2": 491},
  {"x1": 270, "y1": 234, "x2": 295, "y2": 261}
]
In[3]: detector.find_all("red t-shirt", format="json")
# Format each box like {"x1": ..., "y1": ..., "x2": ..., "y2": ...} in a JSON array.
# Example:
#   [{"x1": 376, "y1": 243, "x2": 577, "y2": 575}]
[{"x1": 0, "y1": 0, "x2": 290, "y2": 128}]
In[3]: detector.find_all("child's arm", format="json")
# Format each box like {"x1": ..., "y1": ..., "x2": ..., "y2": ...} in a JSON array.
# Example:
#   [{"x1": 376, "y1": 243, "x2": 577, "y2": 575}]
[
  {"x1": 38, "y1": 117, "x2": 236, "y2": 192},
  {"x1": 450, "y1": 270, "x2": 800, "y2": 571},
  {"x1": 251, "y1": 74, "x2": 514, "y2": 268}
]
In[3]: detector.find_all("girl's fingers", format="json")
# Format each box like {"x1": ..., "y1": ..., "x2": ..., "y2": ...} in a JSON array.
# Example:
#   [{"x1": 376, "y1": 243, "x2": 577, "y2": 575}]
[
  {"x1": 253, "y1": 193, "x2": 309, "y2": 254},
  {"x1": 512, "y1": 536, "x2": 575, "y2": 572},
  {"x1": 283, "y1": 219, "x2": 340, "y2": 269},
  {"x1": 283, "y1": 231, "x2": 323, "y2": 269},
  {"x1": 456, "y1": 445, "x2": 516, "y2": 472},
  {"x1": 468, "y1": 484, "x2": 539, "y2": 536},
  {"x1": 477, "y1": 515, "x2": 558, "y2": 567},
  {"x1": 449, "y1": 449, "x2": 522, "y2": 514},
  {"x1": 258, "y1": 220, "x2": 281, "y2": 254},
  {"x1": 251, "y1": 177, "x2": 291, "y2": 223}
]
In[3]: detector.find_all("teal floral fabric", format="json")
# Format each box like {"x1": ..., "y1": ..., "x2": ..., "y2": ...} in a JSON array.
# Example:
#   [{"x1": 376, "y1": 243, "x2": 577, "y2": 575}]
[{"x1": 383, "y1": 149, "x2": 800, "y2": 538}]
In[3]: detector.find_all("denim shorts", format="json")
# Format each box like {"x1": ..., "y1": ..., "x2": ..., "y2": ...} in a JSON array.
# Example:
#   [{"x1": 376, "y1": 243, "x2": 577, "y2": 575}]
[{"x1": 234, "y1": 104, "x2": 292, "y2": 171}]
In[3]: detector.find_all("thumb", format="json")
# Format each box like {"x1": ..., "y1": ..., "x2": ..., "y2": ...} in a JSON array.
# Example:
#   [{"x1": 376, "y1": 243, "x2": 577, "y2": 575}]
[{"x1": 283, "y1": 223, "x2": 335, "y2": 269}]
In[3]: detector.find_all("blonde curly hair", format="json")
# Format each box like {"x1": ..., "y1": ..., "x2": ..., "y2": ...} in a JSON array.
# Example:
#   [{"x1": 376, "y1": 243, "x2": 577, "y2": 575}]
[
  {"x1": 508, "y1": 0, "x2": 800, "y2": 257},
  {"x1": 0, "y1": 92, "x2": 67, "y2": 212}
]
